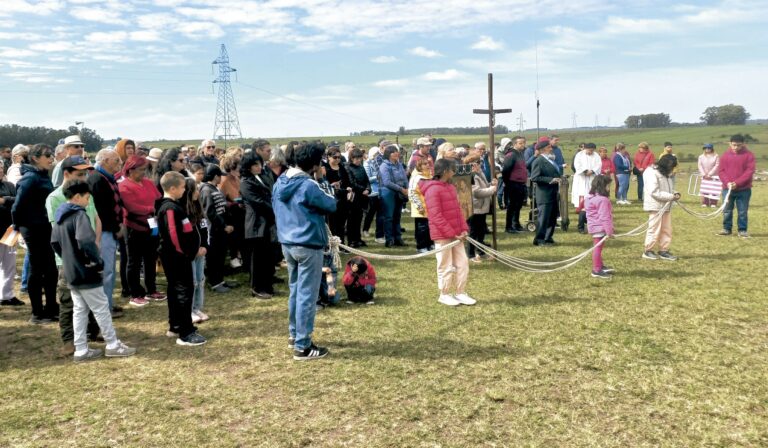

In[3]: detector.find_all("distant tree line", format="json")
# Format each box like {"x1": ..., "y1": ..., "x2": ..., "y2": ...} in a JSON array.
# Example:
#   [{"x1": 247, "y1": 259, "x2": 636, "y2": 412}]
[
  {"x1": 351, "y1": 125, "x2": 509, "y2": 137},
  {"x1": 624, "y1": 104, "x2": 751, "y2": 129},
  {"x1": 0, "y1": 124, "x2": 103, "y2": 153}
]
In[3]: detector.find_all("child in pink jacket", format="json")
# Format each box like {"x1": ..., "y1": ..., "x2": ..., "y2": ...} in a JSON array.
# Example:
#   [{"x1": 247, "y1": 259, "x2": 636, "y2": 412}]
[
  {"x1": 585, "y1": 175, "x2": 615, "y2": 279},
  {"x1": 419, "y1": 159, "x2": 474, "y2": 307}
]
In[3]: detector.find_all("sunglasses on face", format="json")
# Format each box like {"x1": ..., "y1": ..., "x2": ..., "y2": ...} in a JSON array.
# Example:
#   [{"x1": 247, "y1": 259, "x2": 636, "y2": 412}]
[
  {"x1": 42, "y1": 153, "x2": 54, "y2": 158},
  {"x1": 206, "y1": 146, "x2": 215, "y2": 149},
  {"x1": 330, "y1": 155, "x2": 341, "y2": 159}
]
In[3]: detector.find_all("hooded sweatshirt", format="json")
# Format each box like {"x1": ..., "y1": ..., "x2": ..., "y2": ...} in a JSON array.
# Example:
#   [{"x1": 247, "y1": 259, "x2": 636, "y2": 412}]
[
  {"x1": 272, "y1": 167, "x2": 337, "y2": 249},
  {"x1": 585, "y1": 193, "x2": 614, "y2": 236},
  {"x1": 419, "y1": 180, "x2": 468, "y2": 241},
  {"x1": 12, "y1": 164, "x2": 54, "y2": 229},
  {"x1": 50, "y1": 203, "x2": 103, "y2": 288},
  {"x1": 118, "y1": 176, "x2": 161, "y2": 232},
  {"x1": 156, "y1": 197, "x2": 200, "y2": 261}
]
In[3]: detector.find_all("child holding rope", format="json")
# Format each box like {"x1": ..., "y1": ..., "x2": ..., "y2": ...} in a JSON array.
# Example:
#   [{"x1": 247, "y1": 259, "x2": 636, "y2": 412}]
[
  {"x1": 585, "y1": 175, "x2": 615, "y2": 279},
  {"x1": 419, "y1": 159, "x2": 474, "y2": 307}
]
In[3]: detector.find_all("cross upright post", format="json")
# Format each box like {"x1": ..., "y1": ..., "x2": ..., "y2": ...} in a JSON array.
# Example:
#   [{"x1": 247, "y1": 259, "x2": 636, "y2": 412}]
[{"x1": 473, "y1": 73, "x2": 511, "y2": 250}]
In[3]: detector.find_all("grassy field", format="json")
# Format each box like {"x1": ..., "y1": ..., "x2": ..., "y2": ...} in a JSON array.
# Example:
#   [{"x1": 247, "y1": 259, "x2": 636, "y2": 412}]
[
  {"x1": 148, "y1": 124, "x2": 768, "y2": 171},
  {"x1": 1, "y1": 171, "x2": 766, "y2": 446}
]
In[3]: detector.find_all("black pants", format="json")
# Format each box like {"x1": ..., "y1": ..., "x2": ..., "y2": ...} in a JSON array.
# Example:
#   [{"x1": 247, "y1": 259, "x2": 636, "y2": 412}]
[
  {"x1": 20, "y1": 224, "x2": 58, "y2": 319},
  {"x1": 505, "y1": 181, "x2": 527, "y2": 231},
  {"x1": 118, "y1": 236, "x2": 129, "y2": 296},
  {"x1": 244, "y1": 237, "x2": 275, "y2": 294},
  {"x1": 578, "y1": 210, "x2": 587, "y2": 231},
  {"x1": 228, "y1": 205, "x2": 245, "y2": 260},
  {"x1": 126, "y1": 228, "x2": 158, "y2": 297},
  {"x1": 161, "y1": 254, "x2": 195, "y2": 338},
  {"x1": 328, "y1": 198, "x2": 348, "y2": 243},
  {"x1": 468, "y1": 214, "x2": 488, "y2": 258},
  {"x1": 345, "y1": 284, "x2": 375, "y2": 303},
  {"x1": 363, "y1": 196, "x2": 381, "y2": 235},
  {"x1": 347, "y1": 196, "x2": 367, "y2": 244},
  {"x1": 205, "y1": 229, "x2": 227, "y2": 286},
  {"x1": 414, "y1": 217, "x2": 433, "y2": 250},
  {"x1": 636, "y1": 173, "x2": 644, "y2": 201},
  {"x1": 534, "y1": 201, "x2": 558, "y2": 244}
]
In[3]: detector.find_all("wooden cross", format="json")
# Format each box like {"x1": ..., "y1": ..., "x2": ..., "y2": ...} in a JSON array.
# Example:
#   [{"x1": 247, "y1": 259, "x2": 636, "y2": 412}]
[{"x1": 473, "y1": 73, "x2": 511, "y2": 250}]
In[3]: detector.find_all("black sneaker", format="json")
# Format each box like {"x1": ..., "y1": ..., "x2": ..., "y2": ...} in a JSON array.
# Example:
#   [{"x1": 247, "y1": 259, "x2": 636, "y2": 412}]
[
  {"x1": 0, "y1": 297, "x2": 24, "y2": 306},
  {"x1": 293, "y1": 344, "x2": 329, "y2": 361},
  {"x1": 176, "y1": 332, "x2": 207, "y2": 346},
  {"x1": 715, "y1": 230, "x2": 732, "y2": 236},
  {"x1": 600, "y1": 266, "x2": 616, "y2": 274},
  {"x1": 642, "y1": 251, "x2": 658, "y2": 260},
  {"x1": 657, "y1": 251, "x2": 678, "y2": 261},
  {"x1": 29, "y1": 316, "x2": 55, "y2": 325},
  {"x1": 591, "y1": 270, "x2": 612, "y2": 279}
]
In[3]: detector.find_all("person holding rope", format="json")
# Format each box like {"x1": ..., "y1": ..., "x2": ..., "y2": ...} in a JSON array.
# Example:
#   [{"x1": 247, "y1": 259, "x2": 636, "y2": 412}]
[
  {"x1": 642, "y1": 154, "x2": 680, "y2": 261},
  {"x1": 419, "y1": 158, "x2": 475, "y2": 307},
  {"x1": 716, "y1": 135, "x2": 755, "y2": 238}
]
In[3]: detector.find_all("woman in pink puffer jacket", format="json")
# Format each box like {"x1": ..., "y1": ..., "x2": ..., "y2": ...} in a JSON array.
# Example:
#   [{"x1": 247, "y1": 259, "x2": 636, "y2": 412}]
[{"x1": 419, "y1": 159, "x2": 475, "y2": 307}]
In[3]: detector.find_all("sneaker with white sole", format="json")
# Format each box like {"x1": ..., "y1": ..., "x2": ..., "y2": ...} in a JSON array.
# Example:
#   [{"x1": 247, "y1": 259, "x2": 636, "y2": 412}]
[
  {"x1": 454, "y1": 293, "x2": 477, "y2": 305},
  {"x1": 230, "y1": 258, "x2": 242, "y2": 268},
  {"x1": 657, "y1": 251, "x2": 678, "y2": 261},
  {"x1": 176, "y1": 332, "x2": 207, "y2": 346},
  {"x1": 191, "y1": 313, "x2": 203, "y2": 324},
  {"x1": 374, "y1": 237, "x2": 386, "y2": 244},
  {"x1": 738, "y1": 231, "x2": 750, "y2": 238},
  {"x1": 129, "y1": 297, "x2": 149, "y2": 307},
  {"x1": 288, "y1": 337, "x2": 295, "y2": 349},
  {"x1": 73, "y1": 348, "x2": 103, "y2": 363},
  {"x1": 600, "y1": 266, "x2": 616, "y2": 274},
  {"x1": 105, "y1": 342, "x2": 136, "y2": 358},
  {"x1": 293, "y1": 344, "x2": 329, "y2": 361},
  {"x1": 642, "y1": 251, "x2": 658, "y2": 260},
  {"x1": 591, "y1": 270, "x2": 612, "y2": 279},
  {"x1": 438, "y1": 294, "x2": 461, "y2": 306}
]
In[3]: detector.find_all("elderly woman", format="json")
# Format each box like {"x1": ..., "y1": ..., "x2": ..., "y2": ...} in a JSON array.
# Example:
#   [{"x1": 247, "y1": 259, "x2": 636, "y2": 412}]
[
  {"x1": 12, "y1": 144, "x2": 59, "y2": 323},
  {"x1": 698, "y1": 144, "x2": 720, "y2": 207},
  {"x1": 118, "y1": 155, "x2": 164, "y2": 307},
  {"x1": 642, "y1": 154, "x2": 680, "y2": 261},
  {"x1": 7, "y1": 144, "x2": 29, "y2": 185},
  {"x1": 378, "y1": 145, "x2": 408, "y2": 247}
]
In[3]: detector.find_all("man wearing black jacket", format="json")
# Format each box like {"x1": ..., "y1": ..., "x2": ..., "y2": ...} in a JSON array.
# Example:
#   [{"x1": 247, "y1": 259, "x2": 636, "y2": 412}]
[
  {"x1": 530, "y1": 141, "x2": 562, "y2": 246},
  {"x1": 88, "y1": 149, "x2": 124, "y2": 316},
  {"x1": 501, "y1": 136, "x2": 528, "y2": 233}
]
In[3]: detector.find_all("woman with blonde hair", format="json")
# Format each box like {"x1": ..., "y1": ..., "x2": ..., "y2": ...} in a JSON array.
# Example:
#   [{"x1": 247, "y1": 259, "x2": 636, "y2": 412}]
[
  {"x1": 408, "y1": 157, "x2": 433, "y2": 253},
  {"x1": 435, "y1": 142, "x2": 457, "y2": 161}
]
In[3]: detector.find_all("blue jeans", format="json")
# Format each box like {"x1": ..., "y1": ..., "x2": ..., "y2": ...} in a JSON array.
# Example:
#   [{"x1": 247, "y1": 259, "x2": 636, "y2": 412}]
[
  {"x1": 283, "y1": 244, "x2": 323, "y2": 351},
  {"x1": 192, "y1": 255, "x2": 206, "y2": 312},
  {"x1": 21, "y1": 252, "x2": 29, "y2": 290},
  {"x1": 616, "y1": 174, "x2": 630, "y2": 201},
  {"x1": 722, "y1": 188, "x2": 751, "y2": 232},
  {"x1": 100, "y1": 231, "x2": 118, "y2": 309},
  {"x1": 380, "y1": 191, "x2": 403, "y2": 243}
]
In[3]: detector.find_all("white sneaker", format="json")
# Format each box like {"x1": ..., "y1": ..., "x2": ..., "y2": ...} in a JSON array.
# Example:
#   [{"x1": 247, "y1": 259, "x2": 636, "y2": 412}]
[
  {"x1": 374, "y1": 238, "x2": 386, "y2": 244},
  {"x1": 191, "y1": 313, "x2": 203, "y2": 324},
  {"x1": 230, "y1": 258, "x2": 242, "y2": 268},
  {"x1": 454, "y1": 293, "x2": 477, "y2": 306},
  {"x1": 438, "y1": 294, "x2": 460, "y2": 306},
  {"x1": 701, "y1": 204, "x2": 708, "y2": 208}
]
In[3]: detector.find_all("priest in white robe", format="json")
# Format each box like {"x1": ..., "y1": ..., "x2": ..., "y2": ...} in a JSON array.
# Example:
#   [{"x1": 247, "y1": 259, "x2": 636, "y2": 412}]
[{"x1": 571, "y1": 143, "x2": 602, "y2": 209}]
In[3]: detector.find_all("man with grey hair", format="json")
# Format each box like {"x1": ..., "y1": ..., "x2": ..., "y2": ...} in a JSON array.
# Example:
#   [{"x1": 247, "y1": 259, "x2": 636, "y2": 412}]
[
  {"x1": 52, "y1": 136, "x2": 85, "y2": 187},
  {"x1": 87, "y1": 149, "x2": 124, "y2": 318}
]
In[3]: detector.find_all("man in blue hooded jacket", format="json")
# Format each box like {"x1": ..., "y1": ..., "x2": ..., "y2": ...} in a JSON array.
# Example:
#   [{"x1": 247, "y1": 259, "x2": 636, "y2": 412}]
[{"x1": 273, "y1": 142, "x2": 337, "y2": 361}]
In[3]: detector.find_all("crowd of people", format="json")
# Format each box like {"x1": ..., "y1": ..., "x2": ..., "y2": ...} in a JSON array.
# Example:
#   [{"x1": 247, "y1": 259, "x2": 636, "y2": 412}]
[{"x1": 0, "y1": 132, "x2": 756, "y2": 361}]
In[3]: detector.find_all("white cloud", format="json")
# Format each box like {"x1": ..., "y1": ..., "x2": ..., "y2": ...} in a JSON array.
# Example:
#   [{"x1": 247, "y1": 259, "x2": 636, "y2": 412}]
[
  {"x1": 0, "y1": 0, "x2": 63, "y2": 16},
  {"x1": 423, "y1": 69, "x2": 465, "y2": 81},
  {"x1": 0, "y1": 32, "x2": 44, "y2": 41},
  {"x1": 371, "y1": 56, "x2": 397, "y2": 64},
  {"x1": 70, "y1": 6, "x2": 124, "y2": 25},
  {"x1": 471, "y1": 35, "x2": 504, "y2": 51},
  {"x1": 177, "y1": 21, "x2": 225, "y2": 39},
  {"x1": 0, "y1": 47, "x2": 37, "y2": 58},
  {"x1": 29, "y1": 41, "x2": 73, "y2": 52},
  {"x1": 373, "y1": 79, "x2": 409, "y2": 88},
  {"x1": 129, "y1": 30, "x2": 163, "y2": 42},
  {"x1": 84, "y1": 31, "x2": 128, "y2": 44},
  {"x1": 408, "y1": 46, "x2": 442, "y2": 58}
]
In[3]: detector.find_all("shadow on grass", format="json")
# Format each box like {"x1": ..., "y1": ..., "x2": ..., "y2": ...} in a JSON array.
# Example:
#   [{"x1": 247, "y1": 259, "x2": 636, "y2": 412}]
[
  {"x1": 485, "y1": 294, "x2": 592, "y2": 307},
  {"x1": 332, "y1": 336, "x2": 529, "y2": 361}
]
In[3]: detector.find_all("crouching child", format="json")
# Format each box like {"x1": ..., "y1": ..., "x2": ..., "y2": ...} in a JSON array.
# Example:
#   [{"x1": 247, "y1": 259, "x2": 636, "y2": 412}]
[
  {"x1": 157, "y1": 172, "x2": 207, "y2": 346},
  {"x1": 343, "y1": 256, "x2": 377, "y2": 304},
  {"x1": 50, "y1": 180, "x2": 136, "y2": 362}
]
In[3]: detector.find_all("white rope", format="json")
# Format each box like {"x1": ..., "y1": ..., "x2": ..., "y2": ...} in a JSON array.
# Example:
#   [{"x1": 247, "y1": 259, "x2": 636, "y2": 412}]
[{"x1": 674, "y1": 188, "x2": 731, "y2": 220}]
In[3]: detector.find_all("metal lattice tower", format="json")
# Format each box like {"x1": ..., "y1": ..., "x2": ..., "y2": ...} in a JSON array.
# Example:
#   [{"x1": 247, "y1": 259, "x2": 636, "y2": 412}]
[{"x1": 212, "y1": 44, "x2": 242, "y2": 148}]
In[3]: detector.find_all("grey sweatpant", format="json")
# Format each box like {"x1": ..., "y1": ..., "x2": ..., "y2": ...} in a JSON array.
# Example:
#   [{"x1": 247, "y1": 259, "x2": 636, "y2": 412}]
[{"x1": 71, "y1": 286, "x2": 119, "y2": 354}]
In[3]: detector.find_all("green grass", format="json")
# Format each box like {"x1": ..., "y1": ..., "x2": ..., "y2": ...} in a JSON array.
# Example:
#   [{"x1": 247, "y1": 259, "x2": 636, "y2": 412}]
[{"x1": 1, "y1": 177, "x2": 767, "y2": 447}]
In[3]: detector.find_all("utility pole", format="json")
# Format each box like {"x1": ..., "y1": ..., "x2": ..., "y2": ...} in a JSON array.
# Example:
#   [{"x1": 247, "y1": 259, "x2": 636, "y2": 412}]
[
  {"x1": 212, "y1": 44, "x2": 242, "y2": 150},
  {"x1": 473, "y1": 73, "x2": 511, "y2": 250},
  {"x1": 516, "y1": 113, "x2": 526, "y2": 132},
  {"x1": 571, "y1": 113, "x2": 578, "y2": 129}
]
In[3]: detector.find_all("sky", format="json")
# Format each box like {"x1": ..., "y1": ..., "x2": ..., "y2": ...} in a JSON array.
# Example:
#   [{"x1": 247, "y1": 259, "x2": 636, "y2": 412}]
[{"x1": 1, "y1": 0, "x2": 767, "y2": 141}]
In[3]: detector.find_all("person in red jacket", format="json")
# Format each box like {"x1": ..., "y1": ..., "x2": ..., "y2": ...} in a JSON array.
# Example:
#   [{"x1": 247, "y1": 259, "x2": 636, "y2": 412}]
[
  {"x1": 716, "y1": 134, "x2": 756, "y2": 238},
  {"x1": 633, "y1": 142, "x2": 655, "y2": 202},
  {"x1": 342, "y1": 256, "x2": 377, "y2": 304},
  {"x1": 419, "y1": 158, "x2": 474, "y2": 307},
  {"x1": 118, "y1": 155, "x2": 164, "y2": 307}
]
